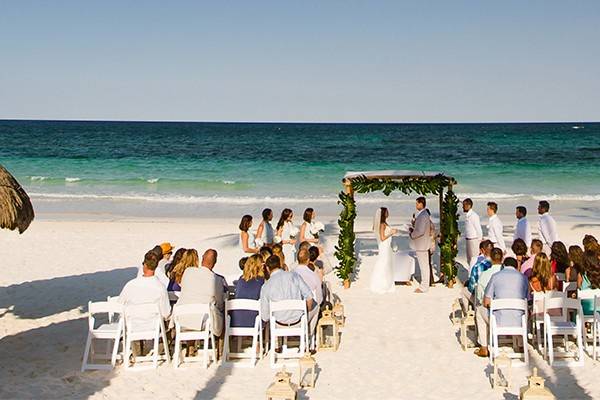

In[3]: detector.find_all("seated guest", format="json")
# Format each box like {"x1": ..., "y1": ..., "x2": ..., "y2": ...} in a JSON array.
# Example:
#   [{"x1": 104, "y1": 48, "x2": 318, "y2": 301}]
[
  {"x1": 119, "y1": 251, "x2": 171, "y2": 330},
  {"x1": 474, "y1": 257, "x2": 529, "y2": 357},
  {"x1": 463, "y1": 240, "x2": 493, "y2": 307},
  {"x1": 176, "y1": 249, "x2": 227, "y2": 337},
  {"x1": 520, "y1": 239, "x2": 542, "y2": 278},
  {"x1": 259, "y1": 246, "x2": 273, "y2": 262},
  {"x1": 230, "y1": 255, "x2": 266, "y2": 328},
  {"x1": 550, "y1": 241, "x2": 570, "y2": 290},
  {"x1": 475, "y1": 248, "x2": 504, "y2": 307},
  {"x1": 529, "y1": 253, "x2": 556, "y2": 293},
  {"x1": 137, "y1": 244, "x2": 170, "y2": 288},
  {"x1": 566, "y1": 245, "x2": 585, "y2": 292},
  {"x1": 260, "y1": 255, "x2": 316, "y2": 330},
  {"x1": 165, "y1": 247, "x2": 186, "y2": 275},
  {"x1": 581, "y1": 250, "x2": 600, "y2": 315},
  {"x1": 308, "y1": 246, "x2": 322, "y2": 275},
  {"x1": 167, "y1": 249, "x2": 197, "y2": 292},
  {"x1": 298, "y1": 241, "x2": 312, "y2": 253},
  {"x1": 583, "y1": 235, "x2": 600, "y2": 262},
  {"x1": 511, "y1": 238, "x2": 529, "y2": 271},
  {"x1": 272, "y1": 243, "x2": 288, "y2": 270},
  {"x1": 293, "y1": 249, "x2": 323, "y2": 306},
  {"x1": 238, "y1": 256, "x2": 249, "y2": 272}
]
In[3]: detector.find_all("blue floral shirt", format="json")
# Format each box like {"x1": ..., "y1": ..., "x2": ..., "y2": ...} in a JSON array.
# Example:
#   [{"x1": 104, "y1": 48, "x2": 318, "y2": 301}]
[{"x1": 467, "y1": 257, "x2": 492, "y2": 293}]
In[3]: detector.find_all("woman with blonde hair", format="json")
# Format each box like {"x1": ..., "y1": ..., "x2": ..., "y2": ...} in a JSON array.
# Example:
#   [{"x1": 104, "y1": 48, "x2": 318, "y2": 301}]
[
  {"x1": 230, "y1": 254, "x2": 266, "y2": 327},
  {"x1": 529, "y1": 252, "x2": 556, "y2": 293},
  {"x1": 271, "y1": 243, "x2": 287, "y2": 270},
  {"x1": 168, "y1": 249, "x2": 199, "y2": 292}
]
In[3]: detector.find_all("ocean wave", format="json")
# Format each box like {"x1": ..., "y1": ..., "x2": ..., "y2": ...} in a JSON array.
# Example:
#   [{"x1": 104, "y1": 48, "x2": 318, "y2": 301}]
[
  {"x1": 28, "y1": 191, "x2": 600, "y2": 204},
  {"x1": 222, "y1": 180, "x2": 236, "y2": 185},
  {"x1": 30, "y1": 176, "x2": 48, "y2": 181},
  {"x1": 146, "y1": 178, "x2": 160, "y2": 184},
  {"x1": 65, "y1": 177, "x2": 81, "y2": 183}
]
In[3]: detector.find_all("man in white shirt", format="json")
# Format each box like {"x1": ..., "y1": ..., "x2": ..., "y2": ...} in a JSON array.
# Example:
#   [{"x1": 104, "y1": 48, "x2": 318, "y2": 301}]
[
  {"x1": 137, "y1": 243, "x2": 171, "y2": 288},
  {"x1": 462, "y1": 198, "x2": 483, "y2": 268},
  {"x1": 513, "y1": 206, "x2": 532, "y2": 247},
  {"x1": 486, "y1": 202, "x2": 506, "y2": 252},
  {"x1": 119, "y1": 251, "x2": 171, "y2": 331},
  {"x1": 537, "y1": 200, "x2": 558, "y2": 253}
]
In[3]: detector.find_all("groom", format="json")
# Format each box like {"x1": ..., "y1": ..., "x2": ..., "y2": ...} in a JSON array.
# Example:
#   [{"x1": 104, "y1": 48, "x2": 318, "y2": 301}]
[{"x1": 410, "y1": 197, "x2": 436, "y2": 293}]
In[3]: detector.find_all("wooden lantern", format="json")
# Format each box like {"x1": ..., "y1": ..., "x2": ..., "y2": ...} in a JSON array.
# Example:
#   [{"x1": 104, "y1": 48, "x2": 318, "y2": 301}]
[
  {"x1": 332, "y1": 301, "x2": 345, "y2": 327},
  {"x1": 298, "y1": 352, "x2": 316, "y2": 388},
  {"x1": 519, "y1": 368, "x2": 556, "y2": 399},
  {"x1": 266, "y1": 366, "x2": 298, "y2": 400},
  {"x1": 492, "y1": 351, "x2": 512, "y2": 389},
  {"x1": 317, "y1": 306, "x2": 339, "y2": 351}
]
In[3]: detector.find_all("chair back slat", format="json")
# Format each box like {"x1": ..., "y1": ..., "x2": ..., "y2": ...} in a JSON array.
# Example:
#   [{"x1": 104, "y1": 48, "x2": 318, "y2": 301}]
[
  {"x1": 490, "y1": 298, "x2": 527, "y2": 312},
  {"x1": 578, "y1": 289, "x2": 600, "y2": 300},
  {"x1": 173, "y1": 303, "x2": 210, "y2": 317},
  {"x1": 270, "y1": 299, "x2": 306, "y2": 312},
  {"x1": 226, "y1": 299, "x2": 260, "y2": 312},
  {"x1": 89, "y1": 300, "x2": 124, "y2": 314}
]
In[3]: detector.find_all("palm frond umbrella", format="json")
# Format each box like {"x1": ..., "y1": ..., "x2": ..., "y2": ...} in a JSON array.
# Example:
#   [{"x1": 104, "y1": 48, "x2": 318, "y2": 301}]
[{"x1": 0, "y1": 164, "x2": 35, "y2": 233}]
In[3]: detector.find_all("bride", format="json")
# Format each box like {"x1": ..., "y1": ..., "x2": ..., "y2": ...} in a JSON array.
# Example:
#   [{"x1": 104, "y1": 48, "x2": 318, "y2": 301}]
[{"x1": 370, "y1": 207, "x2": 398, "y2": 293}]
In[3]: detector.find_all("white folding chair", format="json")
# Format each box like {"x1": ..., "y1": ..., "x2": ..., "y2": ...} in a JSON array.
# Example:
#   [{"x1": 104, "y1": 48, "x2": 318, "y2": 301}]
[
  {"x1": 489, "y1": 298, "x2": 529, "y2": 367},
  {"x1": 531, "y1": 290, "x2": 565, "y2": 352},
  {"x1": 544, "y1": 297, "x2": 584, "y2": 367},
  {"x1": 81, "y1": 300, "x2": 125, "y2": 371},
  {"x1": 563, "y1": 281, "x2": 578, "y2": 294},
  {"x1": 578, "y1": 289, "x2": 600, "y2": 360},
  {"x1": 172, "y1": 303, "x2": 216, "y2": 368},
  {"x1": 123, "y1": 303, "x2": 171, "y2": 370},
  {"x1": 168, "y1": 291, "x2": 180, "y2": 302},
  {"x1": 269, "y1": 299, "x2": 309, "y2": 368},
  {"x1": 223, "y1": 299, "x2": 264, "y2": 367}
]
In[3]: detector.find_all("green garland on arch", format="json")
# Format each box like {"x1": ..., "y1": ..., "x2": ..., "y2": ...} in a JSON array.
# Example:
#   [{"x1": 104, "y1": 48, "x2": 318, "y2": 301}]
[{"x1": 334, "y1": 174, "x2": 460, "y2": 286}]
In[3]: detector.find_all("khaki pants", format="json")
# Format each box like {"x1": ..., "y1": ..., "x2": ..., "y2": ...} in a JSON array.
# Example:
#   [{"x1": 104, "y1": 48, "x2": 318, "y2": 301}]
[
  {"x1": 416, "y1": 251, "x2": 430, "y2": 292},
  {"x1": 461, "y1": 286, "x2": 474, "y2": 310},
  {"x1": 475, "y1": 305, "x2": 489, "y2": 347}
]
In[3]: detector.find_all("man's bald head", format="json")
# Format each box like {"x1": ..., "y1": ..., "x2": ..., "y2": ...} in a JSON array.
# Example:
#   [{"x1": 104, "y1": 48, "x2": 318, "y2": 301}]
[{"x1": 202, "y1": 249, "x2": 218, "y2": 270}]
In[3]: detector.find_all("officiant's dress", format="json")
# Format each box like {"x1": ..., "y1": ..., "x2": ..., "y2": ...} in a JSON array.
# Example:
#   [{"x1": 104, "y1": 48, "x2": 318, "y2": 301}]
[{"x1": 370, "y1": 225, "x2": 396, "y2": 293}]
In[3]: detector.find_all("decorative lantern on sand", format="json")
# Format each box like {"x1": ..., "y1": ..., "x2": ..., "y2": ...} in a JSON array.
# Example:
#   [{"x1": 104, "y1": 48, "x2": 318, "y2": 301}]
[
  {"x1": 492, "y1": 351, "x2": 512, "y2": 389},
  {"x1": 520, "y1": 368, "x2": 555, "y2": 399},
  {"x1": 317, "y1": 306, "x2": 339, "y2": 351},
  {"x1": 332, "y1": 301, "x2": 345, "y2": 328},
  {"x1": 297, "y1": 352, "x2": 316, "y2": 388},
  {"x1": 266, "y1": 366, "x2": 297, "y2": 400}
]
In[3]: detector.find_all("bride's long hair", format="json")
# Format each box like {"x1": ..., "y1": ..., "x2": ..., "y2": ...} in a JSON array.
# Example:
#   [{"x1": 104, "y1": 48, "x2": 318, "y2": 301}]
[
  {"x1": 380, "y1": 207, "x2": 389, "y2": 225},
  {"x1": 373, "y1": 207, "x2": 389, "y2": 234}
]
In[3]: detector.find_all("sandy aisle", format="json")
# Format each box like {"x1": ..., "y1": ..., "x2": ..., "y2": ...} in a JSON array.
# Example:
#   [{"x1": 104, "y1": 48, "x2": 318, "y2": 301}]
[{"x1": 1, "y1": 212, "x2": 600, "y2": 399}]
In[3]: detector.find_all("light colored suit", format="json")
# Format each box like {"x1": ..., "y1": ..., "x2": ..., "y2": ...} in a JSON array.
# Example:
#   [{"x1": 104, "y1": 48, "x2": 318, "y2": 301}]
[
  {"x1": 410, "y1": 209, "x2": 434, "y2": 291},
  {"x1": 464, "y1": 210, "x2": 483, "y2": 267}
]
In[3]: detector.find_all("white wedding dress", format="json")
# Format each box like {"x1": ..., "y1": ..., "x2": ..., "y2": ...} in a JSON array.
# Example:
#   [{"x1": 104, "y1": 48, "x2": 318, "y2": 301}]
[{"x1": 370, "y1": 212, "x2": 396, "y2": 294}]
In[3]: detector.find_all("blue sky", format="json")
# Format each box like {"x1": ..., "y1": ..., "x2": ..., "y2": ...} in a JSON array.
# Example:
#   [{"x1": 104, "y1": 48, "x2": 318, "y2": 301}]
[{"x1": 1, "y1": 1, "x2": 599, "y2": 122}]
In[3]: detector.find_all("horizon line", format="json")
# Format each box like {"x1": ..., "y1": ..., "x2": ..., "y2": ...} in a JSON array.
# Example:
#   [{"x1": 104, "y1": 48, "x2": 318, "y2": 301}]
[{"x1": 0, "y1": 118, "x2": 598, "y2": 125}]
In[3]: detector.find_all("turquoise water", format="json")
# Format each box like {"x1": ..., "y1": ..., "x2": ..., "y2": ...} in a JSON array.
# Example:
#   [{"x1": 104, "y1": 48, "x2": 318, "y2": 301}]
[{"x1": 1, "y1": 120, "x2": 599, "y2": 211}]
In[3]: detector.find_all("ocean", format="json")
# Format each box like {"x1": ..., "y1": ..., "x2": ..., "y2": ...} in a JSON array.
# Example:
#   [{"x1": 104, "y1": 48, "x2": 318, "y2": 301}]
[{"x1": 1, "y1": 120, "x2": 599, "y2": 218}]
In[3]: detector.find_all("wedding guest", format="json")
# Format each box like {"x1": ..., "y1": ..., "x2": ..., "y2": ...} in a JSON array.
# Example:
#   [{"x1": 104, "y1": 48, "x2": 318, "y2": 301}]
[
  {"x1": 168, "y1": 249, "x2": 199, "y2": 292},
  {"x1": 550, "y1": 241, "x2": 570, "y2": 274},
  {"x1": 272, "y1": 243, "x2": 287, "y2": 270},
  {"x1": 580, "y1": 250, "x2": 600, "y2": 315},
  {"x1": 230, "y1": 254, "x2": 266, "y2": 328},
  {"x1": 259, "y1": 246, "x2": 273, "y2": 262},
  {"x1": 293, "y1": 249, "x2": 323, "y2": 305},
  {"x1": 308, "y1": 246, "x2": 321, "y2": 273},
  {"x1": 463, "y1": 240, "x2": 493, "y2": 307},
  {"x1": 486, "y1": 202, "x2": 506, "y2": 252},
  {"x1": 582, "y1": 234, "x2": 599, "y2": 253},
  {"x1": 511, "y1": 238, "x2": 529, "y2": 271},
  {"x1": 474, "y1": 257, "x2": 528, "y2": 358},
  {"x1": 475, "y1": 247, "x2": 504, "y2": 307},
  {"x1": 538, "y1": 200, "x2": 558, "y2": 253},
  {"x1": 411, "y1": 197, "x2": 436, "y2": 293},
  {"x1": 260, "y1": 255, "x2": 316, "y2": 329},
  {"x1": 513, "y1": 206, "x2": 532, "y2": 247},
  {"x1": 138, "y1": 244, "x2": 170, "y2": 288},
  {"x1": 238, "y1": 256, "x2": 249, "y2": 272},
  {"x1": 256, "y1": 208, "x2": 275, "y2": 247},
  {"x1": 119, "y1": 251, "x2": 170, "y2": 330},
  {"x1": 239, "y1": 215, "x2": 259, "y2": 255},
  {"x1": 276, "y1": 208, "x2": 297, "y2": 265},
  {"x1": 529, "y1": 252, "x2": 556, "y2": 293},
  {"x1": 520, "y1": 239, "x2": 543, "y2": 278},
  {"x1": 176, "y1": 249, "x2": 227, "y2": 337},
  {"x1": 299, "y1": 208, "x2": 320, "y2": 245},
  {"x1": 463, "y1": 198, "x2": 483, "y2": 268},
  {"x1": 566, "y1": 245, "x2": 584, "y2": 297},
  {"x1": 165, "y1": 247, "x2": 186, "y2": 275}
]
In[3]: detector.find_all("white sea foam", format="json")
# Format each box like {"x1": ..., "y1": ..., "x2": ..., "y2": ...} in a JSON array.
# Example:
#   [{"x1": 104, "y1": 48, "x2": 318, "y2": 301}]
[
  {"x1": 30, "y1": 176, "x2": 48, "y2": 181},
  {"x1": 65, "y1": 177, "x2": 81, "y2": 182},
  {"x1": 146, "y1": 178, "x2": 160, "y2": 184},
  {"x1": 222, "y1": 180, "x2": 236, "y2": 185},
  {"x1": 29, "y1": 191, "x2": 600, "y2": 204}
]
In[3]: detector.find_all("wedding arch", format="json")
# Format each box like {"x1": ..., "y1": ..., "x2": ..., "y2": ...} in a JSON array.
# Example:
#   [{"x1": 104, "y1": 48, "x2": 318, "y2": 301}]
[{"x1": 334, "y1": 170, "x2": 460, "y2": 288}]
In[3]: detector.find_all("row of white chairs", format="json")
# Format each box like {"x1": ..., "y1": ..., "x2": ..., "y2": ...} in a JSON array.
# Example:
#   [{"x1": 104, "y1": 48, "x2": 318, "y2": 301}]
[
  {"x1": 81, "y1": 297, "x2": 312, "y2": 371},
  {"x1": 485, "y1": 289, "x2": 600, "y2": 368}
]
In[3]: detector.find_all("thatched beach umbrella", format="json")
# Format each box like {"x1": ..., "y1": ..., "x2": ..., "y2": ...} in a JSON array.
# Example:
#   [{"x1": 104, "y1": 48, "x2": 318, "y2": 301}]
[{"x1": 0, "y1": 164, "x2": 35, "y2": 233}]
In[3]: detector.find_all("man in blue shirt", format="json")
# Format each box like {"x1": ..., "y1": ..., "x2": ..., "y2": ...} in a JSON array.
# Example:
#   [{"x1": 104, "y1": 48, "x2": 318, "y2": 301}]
[
  {"x1": 474, "y1": 257, "x2": 529, "y2": 357},
  {"x1": 461, "y1": 240, "x2": 493, "y2": 309}
]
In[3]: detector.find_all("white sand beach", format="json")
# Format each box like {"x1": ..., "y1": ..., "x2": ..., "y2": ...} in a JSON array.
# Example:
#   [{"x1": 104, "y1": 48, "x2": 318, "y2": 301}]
[{"x1": 2, "y1": 202, "x2": 600, "y2": 400}]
